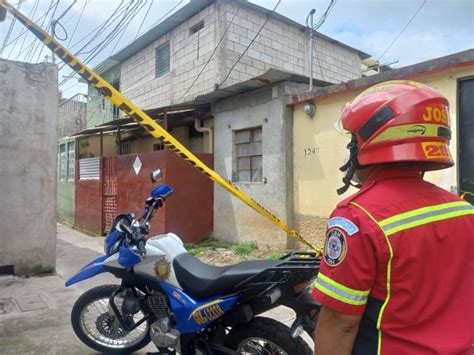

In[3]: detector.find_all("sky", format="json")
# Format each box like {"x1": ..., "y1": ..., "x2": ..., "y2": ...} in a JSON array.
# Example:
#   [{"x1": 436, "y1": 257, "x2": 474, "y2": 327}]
[{"x1": 0, "y1": 0, "x2": 473, "y2": 99}]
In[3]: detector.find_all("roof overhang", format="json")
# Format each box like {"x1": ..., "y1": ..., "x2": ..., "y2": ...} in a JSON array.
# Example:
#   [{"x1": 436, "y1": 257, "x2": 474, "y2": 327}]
[
  {"x1": 193, "y1": 68, "x2": 331, "y2": 103},
  {"x1": 68, "y1": 103, "x2": 211, "y2": 138},
  {"x1": 288, "y1": 49, "x2": 474, "y2": 105}
]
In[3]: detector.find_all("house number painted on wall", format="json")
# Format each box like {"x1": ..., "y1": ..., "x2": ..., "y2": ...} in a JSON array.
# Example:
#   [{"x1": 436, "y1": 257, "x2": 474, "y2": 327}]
[{"x1": 304, "y1": 147, "x2": 320, "y2": 157}]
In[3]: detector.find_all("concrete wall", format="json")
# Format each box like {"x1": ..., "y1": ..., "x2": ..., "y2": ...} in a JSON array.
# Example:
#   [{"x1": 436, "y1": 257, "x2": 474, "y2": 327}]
[
  {"x1": 292, "y1": 65, "x2": 474, "y2": 246},
  {"x1": 212, "y1": 82, "x2": 306, "y2": 247},
  {"x1": 87, "y1": 64, "x2": 121, "y2": 128},
  {"x1": 58, "y1": 98, "x2": 86, "y2": 137},
  {"x1": 118, "y1": 0, "x2": 361, "y2": 109},
  {"x1": 0, "y1": 59, "x2": 58, "y2": 275}
]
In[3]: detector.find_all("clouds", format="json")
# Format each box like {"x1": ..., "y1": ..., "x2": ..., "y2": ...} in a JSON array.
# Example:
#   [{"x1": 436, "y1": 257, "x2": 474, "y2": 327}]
[
  {"x1": 1, "y1": 0, "x2": 471, "y2": 98},
  {"x1": 254, "y1": 0, "x2": 474, "y2": 66}
]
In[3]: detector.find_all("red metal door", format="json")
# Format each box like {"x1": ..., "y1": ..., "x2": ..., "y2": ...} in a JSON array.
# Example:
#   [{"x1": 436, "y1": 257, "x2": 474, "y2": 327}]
[{"x1": 103, "y1": 156, "x2": 117, "y2": 234}]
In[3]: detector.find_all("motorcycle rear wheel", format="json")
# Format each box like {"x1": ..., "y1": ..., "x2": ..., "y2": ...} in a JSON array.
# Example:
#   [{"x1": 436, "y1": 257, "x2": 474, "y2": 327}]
[
  {"x1": 71, "y1": 284, "x2": 151, "y2": 354},
  {"x1": 226, "y1": 317, "x2": 312, "y2": 355}
]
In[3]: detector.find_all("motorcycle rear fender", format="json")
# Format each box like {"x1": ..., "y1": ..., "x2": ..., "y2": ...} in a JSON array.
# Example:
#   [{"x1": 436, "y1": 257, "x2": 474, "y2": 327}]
[{"x1": 65, "y1": 255, "x2": 108, "y2": 287}]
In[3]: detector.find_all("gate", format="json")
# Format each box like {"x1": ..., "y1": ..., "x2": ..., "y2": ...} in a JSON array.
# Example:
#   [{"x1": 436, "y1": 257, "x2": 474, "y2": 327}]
[{"x1": 103, "y1": 156, "x2": 117, "y2": 233}]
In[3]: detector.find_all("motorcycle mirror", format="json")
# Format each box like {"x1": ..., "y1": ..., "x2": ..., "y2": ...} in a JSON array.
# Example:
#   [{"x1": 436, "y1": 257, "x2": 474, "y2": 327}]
[{"x1": 151, "y1": 168, "x2": 162, "y2": 183}]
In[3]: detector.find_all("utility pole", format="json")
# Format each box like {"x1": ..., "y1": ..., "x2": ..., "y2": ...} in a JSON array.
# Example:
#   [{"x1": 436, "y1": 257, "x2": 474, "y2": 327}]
[
  {"x1": 51, "y1": 20, "x2": 57, "y2": 64},
  {"x1": 306, "y1": 9, "x2": 316, "y2": 91}
]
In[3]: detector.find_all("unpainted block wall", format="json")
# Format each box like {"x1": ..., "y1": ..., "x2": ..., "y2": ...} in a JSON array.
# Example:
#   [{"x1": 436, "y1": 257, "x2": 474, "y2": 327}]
[
  {"x1": 212, "y1": 82, "x2": 306, "y2": 247},
  {"x1": 118, "y1": 0, "x2": 362, "y2": 109},
  {"x1": 218, "y1": 0, "x2": 361, "y2": 88},
  {"x1": 0, "y1": 59, "x2": 58, "y2": 275}
]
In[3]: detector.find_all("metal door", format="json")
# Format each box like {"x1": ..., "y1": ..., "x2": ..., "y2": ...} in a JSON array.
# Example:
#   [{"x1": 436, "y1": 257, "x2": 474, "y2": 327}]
[
  {"x1": 459, "y1": 78, "x2": 474, "y2": 204},
  {"x1": 103, "y1": 156, "x2": 117, "y2": 233}
]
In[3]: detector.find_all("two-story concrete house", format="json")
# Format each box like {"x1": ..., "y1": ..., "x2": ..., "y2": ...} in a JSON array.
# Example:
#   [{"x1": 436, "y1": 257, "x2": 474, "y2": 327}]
[{"x1": 76, "y1": 0, "x2": 369, "y2": 246}]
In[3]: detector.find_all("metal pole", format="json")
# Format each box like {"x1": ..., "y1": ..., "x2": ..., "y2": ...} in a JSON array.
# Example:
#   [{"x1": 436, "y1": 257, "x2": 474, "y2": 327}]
[
  {"x1": 51, "y1": 20, "x2": 56, "y2": 64},
  {"x1": 306, "y1": 9, "x2": 315, "y2": 91}
]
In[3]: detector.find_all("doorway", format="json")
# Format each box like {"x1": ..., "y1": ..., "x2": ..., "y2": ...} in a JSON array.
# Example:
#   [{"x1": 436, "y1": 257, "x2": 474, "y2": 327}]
[{"x1": 458, "y1": 78, "x2": 474, "y2": 204}]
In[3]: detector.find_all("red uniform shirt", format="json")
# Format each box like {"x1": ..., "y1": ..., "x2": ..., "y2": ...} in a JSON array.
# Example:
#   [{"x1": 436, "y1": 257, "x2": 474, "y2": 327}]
[{"x1": 312, "y1": 168, "x2": 474, "y2": 355}]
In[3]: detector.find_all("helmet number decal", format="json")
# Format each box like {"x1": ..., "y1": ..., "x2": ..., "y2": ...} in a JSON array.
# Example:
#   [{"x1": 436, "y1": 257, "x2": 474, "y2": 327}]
[
  {"x1": 422, "y1": 142, "x2": 450, "y2": 159},
  {"x1": 423, "y1": 106, "x2": 449, "y2": 125}
]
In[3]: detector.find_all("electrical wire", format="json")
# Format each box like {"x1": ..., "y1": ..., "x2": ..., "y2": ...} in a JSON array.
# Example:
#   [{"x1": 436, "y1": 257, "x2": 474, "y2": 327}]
[
  {"x1": 0, "y1": 0, "x2": 25, "y2": 57},
  {"x1": 23, "y1": 0, "x2": 58, "y2": 62},
  {"x1": 178, "y1": 5, "x2": 241, "y2": 102},
  {"x1": 139, "y1": 0, "x2": 184, "y2": 35},
  {"x1": 67, "y1": 0, "x2": 90, "y2": 47},
  {"x1": 57, "y1": 1, "x2": 128, "y2": 74},
  {"x1": 219, "y1": 0, "x2": 282, "y2": 87},
  {"x1": 2, "y1": 0, "x2": 48, "y2": 51},
  {"x1": 313, "y1": 0, "x2": 337, "y2": 31},
  {"x1": 10, "y1": 0, "x2": 40, "y2": 58},
  {"x1": 60, "y1": 0, "x2": 146, "y2": 87},
  {"x1": 133, "y1": 0, "x2": 153, "y2": 40},
  {"x1": 312, "y1": 37, "x2": 326, "y2": 82},
  {"x1": 377, "y1": 0, "x2": 427, "y2": 61},
  {"x1": 32, "y1": 0, "x2": 61, "y2": 63},
  {"x1": 109, "y1": 0, "x2": 149, "y2": 55},
  {"x1": 12, "y1": 4, "x2": 56, "y2": 60}
]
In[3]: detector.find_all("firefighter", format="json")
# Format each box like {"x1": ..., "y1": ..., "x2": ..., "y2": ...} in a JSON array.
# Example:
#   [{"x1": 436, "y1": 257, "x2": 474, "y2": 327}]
[{"x1": 312, "y1": 80, "x2": 474, "y2": 355}]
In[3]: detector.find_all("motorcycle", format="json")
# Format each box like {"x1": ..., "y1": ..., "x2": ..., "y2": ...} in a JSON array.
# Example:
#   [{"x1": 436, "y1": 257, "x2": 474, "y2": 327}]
[{"x1": 66, "y1": 168, "x2": 321, "y2": 354}]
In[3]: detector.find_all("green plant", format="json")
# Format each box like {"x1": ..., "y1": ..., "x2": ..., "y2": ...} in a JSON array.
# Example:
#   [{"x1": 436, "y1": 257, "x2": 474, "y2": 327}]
[
  {"x1": 266, "y1": 252, "x2": 284, "y2": 260},
  {"x1": 232, "y1": 241, "x2": 258, "y2": 256}
]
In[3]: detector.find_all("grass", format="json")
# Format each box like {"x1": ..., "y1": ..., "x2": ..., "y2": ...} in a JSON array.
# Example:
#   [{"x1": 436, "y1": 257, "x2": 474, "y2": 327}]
[
  {"x1": 266, "y1": 251, "x2": 284, "y2": 260},
  {"x1": 185, "y1": 240, "x2": 258, "y2": 257}
]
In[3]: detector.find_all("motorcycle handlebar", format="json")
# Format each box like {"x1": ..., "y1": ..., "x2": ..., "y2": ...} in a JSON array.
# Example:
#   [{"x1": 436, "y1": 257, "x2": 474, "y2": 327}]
[{"x1": 120, "y1": 223, "x2": 147, "y2": 257}]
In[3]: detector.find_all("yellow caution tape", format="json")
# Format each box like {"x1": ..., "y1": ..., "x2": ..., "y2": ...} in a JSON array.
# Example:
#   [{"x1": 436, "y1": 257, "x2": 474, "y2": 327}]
[{"x1": 0, "y1": 0, "x2": 320, "y2": 253}]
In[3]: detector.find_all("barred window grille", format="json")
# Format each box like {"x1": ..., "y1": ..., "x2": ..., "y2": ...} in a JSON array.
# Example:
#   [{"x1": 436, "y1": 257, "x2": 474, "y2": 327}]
[
  {"x1": 59, "y1": 144, "x2": 67, "y2": 181},
  {"x1": 234, "y1": 127, "x2": 263, "y2": 182},
  {"x1": 155, "y1": 42, "x2": 170, "y2": 78},
  {"x1": 67, "y1": 142, "x2": 75, "y2": 181}
]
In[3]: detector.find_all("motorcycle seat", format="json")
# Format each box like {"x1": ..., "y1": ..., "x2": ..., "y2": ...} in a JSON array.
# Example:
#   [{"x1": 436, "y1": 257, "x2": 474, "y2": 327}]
[{"x1": 173, "y1": 252, "x2": 281, "y2": 300}]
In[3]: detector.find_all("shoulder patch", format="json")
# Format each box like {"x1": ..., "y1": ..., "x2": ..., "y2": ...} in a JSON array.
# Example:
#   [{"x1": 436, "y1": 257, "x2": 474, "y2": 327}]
[
  {"x1": 323, "y1": 228, "x2": 347, "y2": 267},
  {"x1": 327, "y1": 217, "x2": 359, "y2": 236}
]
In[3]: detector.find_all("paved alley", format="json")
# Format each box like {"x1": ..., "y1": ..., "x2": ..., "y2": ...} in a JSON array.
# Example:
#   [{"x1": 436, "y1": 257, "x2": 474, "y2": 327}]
[{"x1": 0, "y1": 224, "x2": 312, "y2": 354}]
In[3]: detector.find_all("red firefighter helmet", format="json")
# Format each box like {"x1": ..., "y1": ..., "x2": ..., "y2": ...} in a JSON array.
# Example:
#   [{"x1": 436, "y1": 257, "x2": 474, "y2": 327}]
[{"x1": 336, "y1": 80, "x2": 453, "y2": 194}]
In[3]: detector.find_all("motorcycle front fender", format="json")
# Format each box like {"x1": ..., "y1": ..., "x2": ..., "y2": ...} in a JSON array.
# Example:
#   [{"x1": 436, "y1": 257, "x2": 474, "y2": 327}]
[{"x1": 65, "y1": 255, "x2": 108, "y2": 287}]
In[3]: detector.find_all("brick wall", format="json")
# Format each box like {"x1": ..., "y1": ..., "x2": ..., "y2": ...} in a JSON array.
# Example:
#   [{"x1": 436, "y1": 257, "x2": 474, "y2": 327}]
[{"x1": 119, "y1": 0, "x2": 362, "y2": 109}]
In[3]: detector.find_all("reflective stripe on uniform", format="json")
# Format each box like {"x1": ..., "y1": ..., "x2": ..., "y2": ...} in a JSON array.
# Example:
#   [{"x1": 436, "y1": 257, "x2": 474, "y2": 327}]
[
  {"x1": 380, "y1": 201, "x2": 474, "y2": 236},
  {"x1": 313, "y1": 272, "x2": 370, "y2": 306},
  {"x1": 351, "y1": 199, "x2": 473, "y2": 355}
]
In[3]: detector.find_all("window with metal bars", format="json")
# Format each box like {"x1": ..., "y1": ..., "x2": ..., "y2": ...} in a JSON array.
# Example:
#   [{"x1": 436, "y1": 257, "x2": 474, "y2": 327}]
[
  {"x1": 59, "y1": 144, "x2": 67, "y2": 181},
  {"x1": 234, "y1": 127, "x2": 263, "y2": 182},
  {"x1": 155, "y1": 42, "x2": 170, "y2": 78},
  {"x1": 67, "y1": 142, "x2": 75, "y2": 181}
]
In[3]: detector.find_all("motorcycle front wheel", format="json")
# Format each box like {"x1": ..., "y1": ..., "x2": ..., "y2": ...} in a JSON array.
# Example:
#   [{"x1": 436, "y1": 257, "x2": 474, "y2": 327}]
[
  {"x1": 71, "y1": 284, "x2": 151, "y2": 353},
  {"x1": 226, "y1": 317, "x2": 312, "y2": 355}
]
